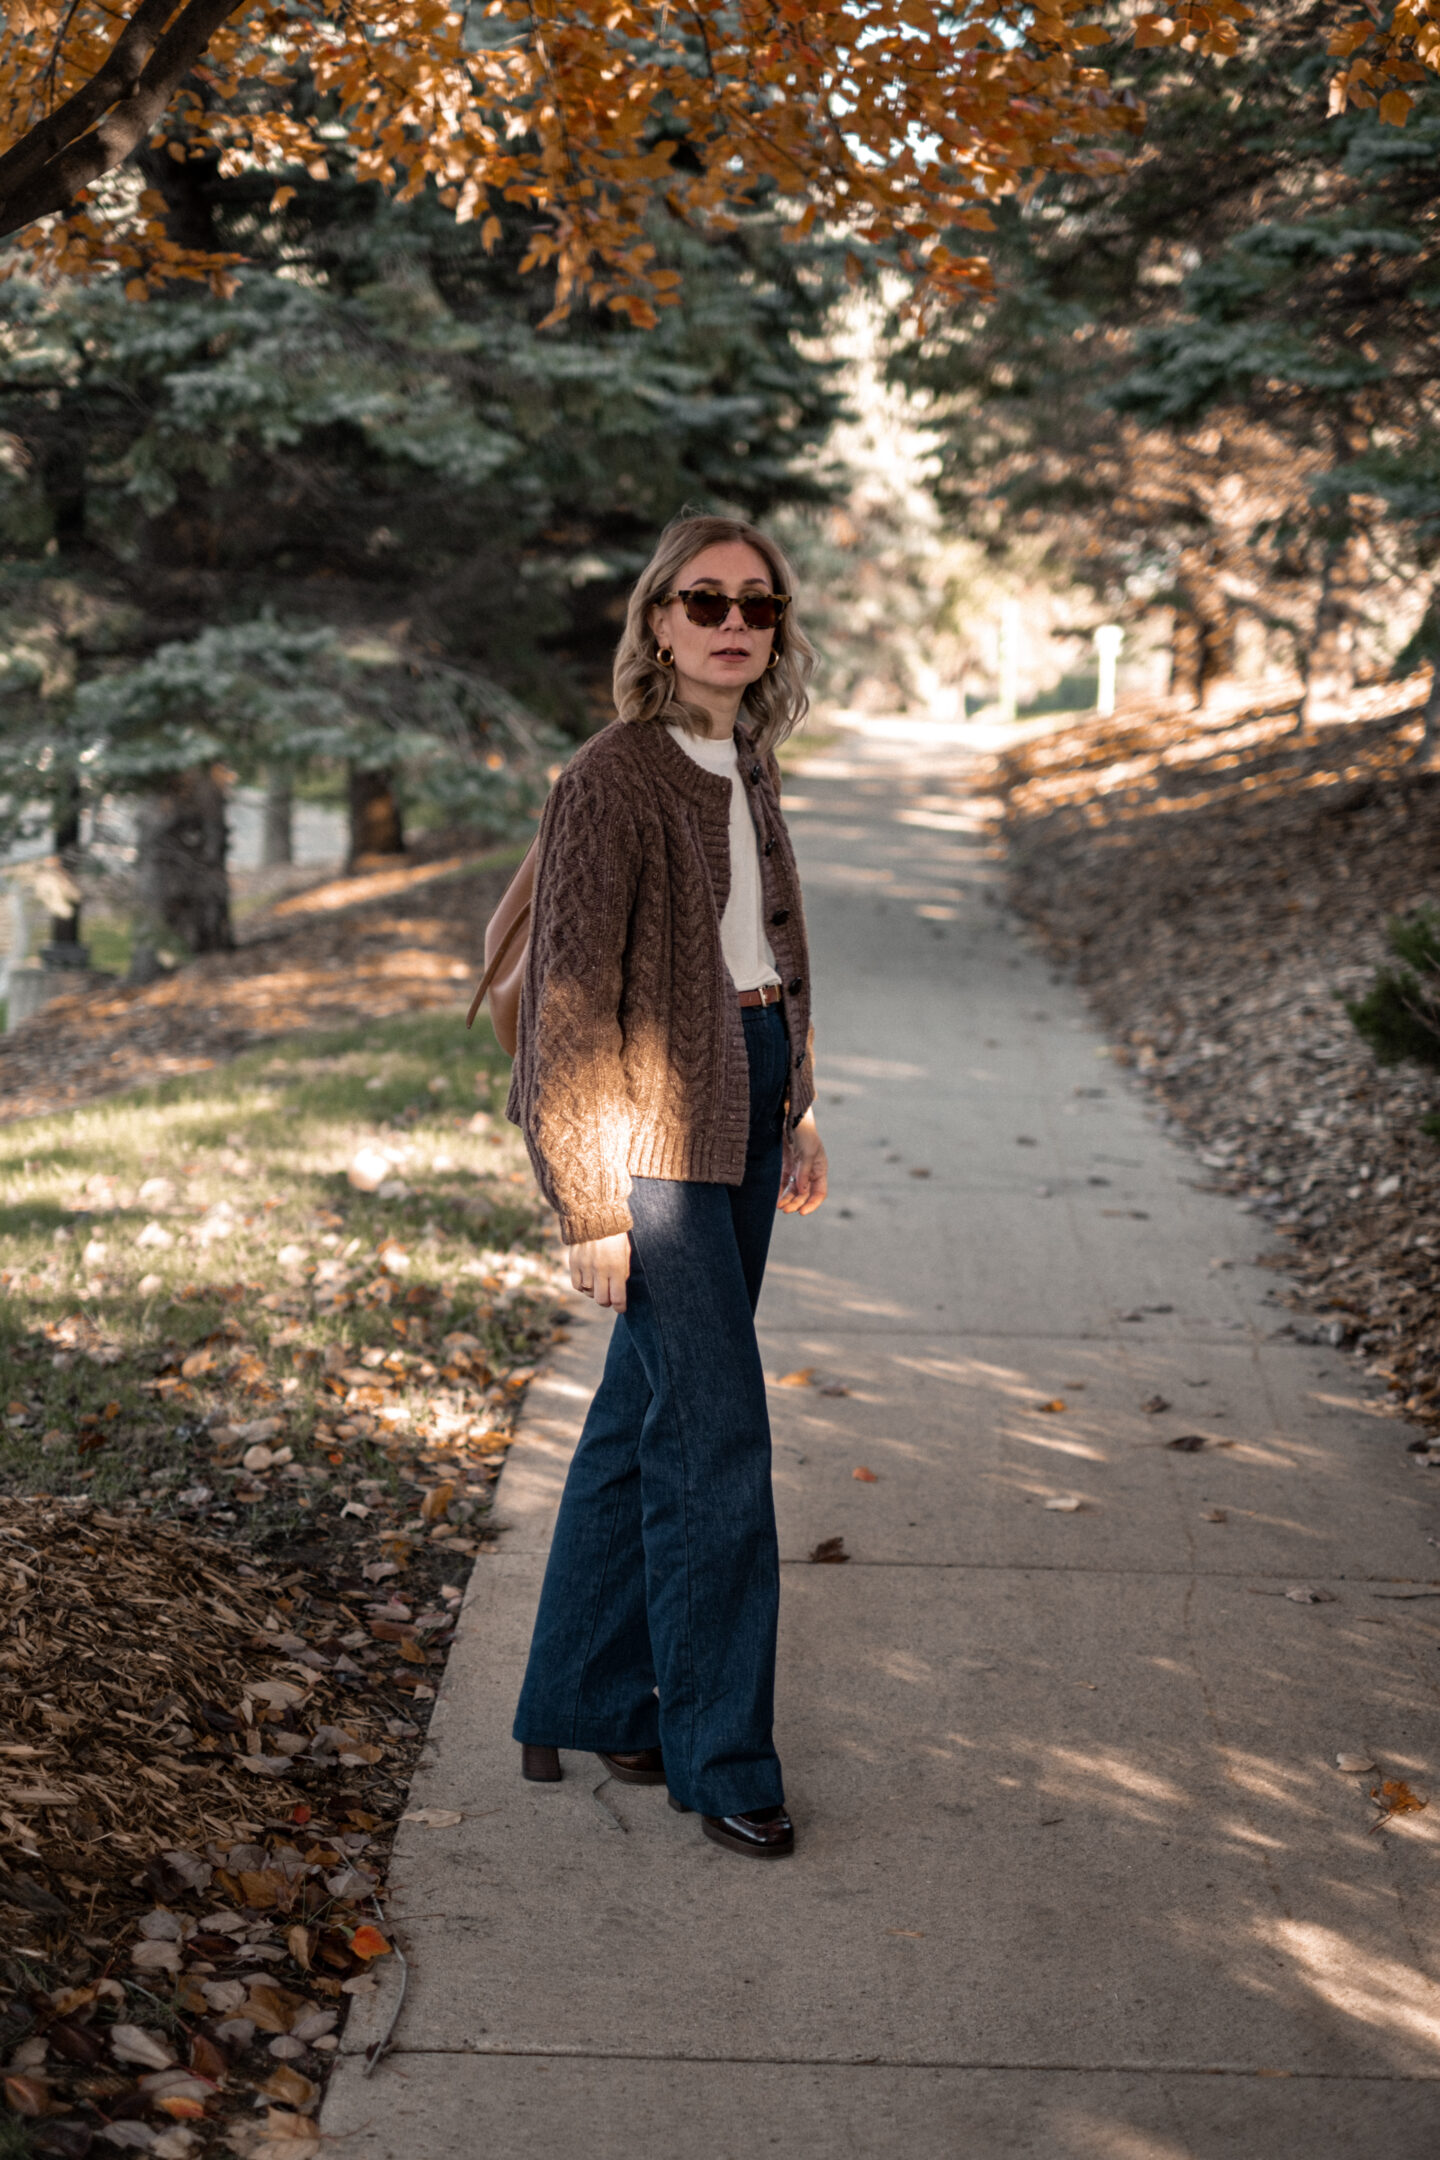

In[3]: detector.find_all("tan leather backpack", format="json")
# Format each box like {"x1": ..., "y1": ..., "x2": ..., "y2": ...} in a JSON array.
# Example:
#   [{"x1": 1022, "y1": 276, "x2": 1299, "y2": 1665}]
[{"x1": 466, "y1": 838, "x2": 536, "y2": 1057}]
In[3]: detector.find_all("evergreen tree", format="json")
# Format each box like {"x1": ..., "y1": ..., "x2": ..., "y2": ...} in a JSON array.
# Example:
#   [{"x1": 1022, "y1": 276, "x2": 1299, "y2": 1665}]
[
  {"x1": 0, "y1": 154, "x2": 850, "y2": 939},
  {"x1": 899, "y1": 3, "x2": 1440, "y2": 709}
]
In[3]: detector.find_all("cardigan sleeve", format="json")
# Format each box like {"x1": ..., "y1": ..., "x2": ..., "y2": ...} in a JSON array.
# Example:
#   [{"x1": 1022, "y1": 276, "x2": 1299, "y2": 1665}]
[{"x1": 508, "y1": 762, "x2": 641, "y2": 1246}]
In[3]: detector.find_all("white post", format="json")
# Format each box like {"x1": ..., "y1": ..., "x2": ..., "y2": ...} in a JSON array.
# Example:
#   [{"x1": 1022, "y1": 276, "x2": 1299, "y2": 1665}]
[
  {"x1": 1094, "y1": 623, "x2": 1123, "y2": 716},
  {"x1": 998, "y1": 600, "x2": 1021, "y2": 723}
]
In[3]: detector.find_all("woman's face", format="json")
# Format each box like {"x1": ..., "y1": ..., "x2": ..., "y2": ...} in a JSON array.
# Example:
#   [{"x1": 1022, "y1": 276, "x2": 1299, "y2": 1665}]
[{"x1": 648, "y1": 540, "x2": 778, "y2": 705}]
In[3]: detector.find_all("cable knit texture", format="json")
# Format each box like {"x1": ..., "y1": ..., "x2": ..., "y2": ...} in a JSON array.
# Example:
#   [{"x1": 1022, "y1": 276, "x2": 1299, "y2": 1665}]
[{"x1": 506, "y1": 717, "x2": 815, "y2": 1245}]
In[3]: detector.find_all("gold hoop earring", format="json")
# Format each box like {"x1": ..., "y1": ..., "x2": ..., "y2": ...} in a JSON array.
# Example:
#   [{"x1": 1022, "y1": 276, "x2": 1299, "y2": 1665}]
[
  {"x1": 765, "y1": 648, "x2": 780, "y2": 671},
  {"x1": 657, "y1": 646, "x2": 674, "y2": 667}
]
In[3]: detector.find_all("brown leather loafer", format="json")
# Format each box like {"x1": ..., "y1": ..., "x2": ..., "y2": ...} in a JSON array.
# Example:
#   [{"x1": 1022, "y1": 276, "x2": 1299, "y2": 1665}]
[
  {"x1": 596, "y1": 1746, "x2": 667, "y2": 1785},
  {"x1": 520, "y1": 1744, "x2": 561, "y2": 1782},
  {"x1": 668, "y1": 1795, "x2": 794, "y2": 1856}
]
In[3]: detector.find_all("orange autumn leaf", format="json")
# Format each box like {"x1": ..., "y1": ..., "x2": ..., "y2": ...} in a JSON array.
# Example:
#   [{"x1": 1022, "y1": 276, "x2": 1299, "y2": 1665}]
[
  {"x1": 1370, "y1": 1778, "x2": 1428, "y2": 1829},
  {"x1": 1037, "y1": 1399, "x2": 1067, "y2": 1413},
  {"x1": 349, "y1": 1925, "x2": 392, "y2": 1960},
  {"x1": 157, "y1": 2097, "x2": 207, "y2": 2121},
  {"x1": 777, "y1": 1368, "x2": 816, "y2": 1388},
  {"x1": 853, "y1": 1466, "x2": 879, "y2": 1482}
]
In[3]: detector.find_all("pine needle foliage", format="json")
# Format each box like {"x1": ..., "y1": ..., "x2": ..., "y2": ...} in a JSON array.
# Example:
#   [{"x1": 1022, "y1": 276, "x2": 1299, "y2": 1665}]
[{"x1": 1347, "y1": 909, "x2": 1440, "y2": 1088}]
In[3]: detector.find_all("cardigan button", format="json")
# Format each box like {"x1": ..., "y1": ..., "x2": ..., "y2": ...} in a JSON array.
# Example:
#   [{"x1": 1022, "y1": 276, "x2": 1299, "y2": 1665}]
[
  {"x1": 794, "y1": 1053, "x2": 804, "y2": 1069},
  {"x1": 770, "y1": 908, "x2": 790, "y2": 925},
  {"x1": 764, "y1": 838, "x2": 774, "y2": 855},
  {"x1": 787, "y1": 977, "x2": 803, "y2": 995},
  {"x1": 749, "y1": 761, "x2": 762, "y2": 782}
]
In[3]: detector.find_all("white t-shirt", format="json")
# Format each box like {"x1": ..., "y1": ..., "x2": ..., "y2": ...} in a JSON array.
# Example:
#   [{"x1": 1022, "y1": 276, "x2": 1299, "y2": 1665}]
[{"x1": 666, "y1": 724, "x2": 781, "y2": 993}]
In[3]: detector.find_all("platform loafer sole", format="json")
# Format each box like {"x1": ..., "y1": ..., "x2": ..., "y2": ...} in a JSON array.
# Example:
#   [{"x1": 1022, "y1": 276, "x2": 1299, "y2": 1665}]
[
  {"x1": 596, "y1": 1749, "x2": 667, "y2": 1785},
  {"x1": 700, "y1": 1812, "x2": 794, "y2": 1858},
  {"x1": 667, "y1": 1794, "x2": 794, "y2": 1856}
]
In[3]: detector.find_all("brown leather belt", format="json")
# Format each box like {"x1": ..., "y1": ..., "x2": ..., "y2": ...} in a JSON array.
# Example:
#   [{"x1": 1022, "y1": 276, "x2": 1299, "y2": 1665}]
[{"x1": 737, "y1": 982, "x2": 783, "y2": 1008}]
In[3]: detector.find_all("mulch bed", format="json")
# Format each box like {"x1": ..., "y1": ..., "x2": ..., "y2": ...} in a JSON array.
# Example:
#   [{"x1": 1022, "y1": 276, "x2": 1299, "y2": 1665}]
[
  {"x1": 0, "y1": 846, "x2": 514, "y2": 1128},
  {"x1": 1, "y1": 1494, "x2": 471, "y2": 2160},
  {"x1": 996, "y1": 678, "x2": 1440, "y2": 1445}
]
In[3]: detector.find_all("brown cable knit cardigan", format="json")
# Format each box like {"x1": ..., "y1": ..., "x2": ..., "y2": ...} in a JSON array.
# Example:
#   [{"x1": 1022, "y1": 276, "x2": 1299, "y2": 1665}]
[{"x1": 505, "y1": 716, "x2": 815, "y2": 1245}]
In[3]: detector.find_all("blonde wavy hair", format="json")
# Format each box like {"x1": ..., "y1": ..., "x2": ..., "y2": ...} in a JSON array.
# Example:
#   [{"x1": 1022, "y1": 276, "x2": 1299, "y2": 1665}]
[{"x1": 612, "y1": 513, "x2": 815, "y2": 756}]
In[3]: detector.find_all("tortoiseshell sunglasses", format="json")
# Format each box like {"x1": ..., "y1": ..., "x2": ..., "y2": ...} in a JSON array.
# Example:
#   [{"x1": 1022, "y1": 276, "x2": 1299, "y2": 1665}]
[{"x1": 665, "y1": 588, "x2": 791, "y2": 630}]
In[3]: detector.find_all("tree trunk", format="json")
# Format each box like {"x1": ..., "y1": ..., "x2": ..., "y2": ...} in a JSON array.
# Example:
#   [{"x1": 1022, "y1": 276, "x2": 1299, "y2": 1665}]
[
  {"x1": 136, "y1": 765, "x2": 233, "y2": 953},
  {"x1": 1297, "y1": 537, "x2": 1344, "y2": 733},
  {"x1": 1424, "y1": 663, "x2": 1440, "y2": 760},
  {"x1": 262, "y1": 767, "x2": 294, "y2": 866},
  {"x1": 1169, "y1": 605, "x2": 1235, "y2": 709},
  {"x1": 348, "y1": 766, "x2": 404, "y2": 866},
  {"x1": 46, "y1": 779, "x2": 83, "y2": 955}
]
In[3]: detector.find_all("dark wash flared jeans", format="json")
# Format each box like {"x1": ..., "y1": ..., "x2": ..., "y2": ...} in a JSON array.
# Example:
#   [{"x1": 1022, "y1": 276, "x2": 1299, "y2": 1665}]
[{"x1": 513, "y1": 1002, "x2": 790, "y2": 1817}]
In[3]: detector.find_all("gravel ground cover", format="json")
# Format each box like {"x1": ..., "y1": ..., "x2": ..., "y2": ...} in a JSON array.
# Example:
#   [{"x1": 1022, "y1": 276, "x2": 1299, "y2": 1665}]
[{"x1": 996, "y1": 681, "x2": 1440, "y2": 1453}]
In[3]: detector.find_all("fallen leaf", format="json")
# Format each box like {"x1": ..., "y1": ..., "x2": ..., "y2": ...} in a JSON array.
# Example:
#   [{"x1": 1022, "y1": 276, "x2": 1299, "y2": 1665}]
[
  {"x1": 401, "y1": 1808, "x2": 463, "y2": 1827},
  {"x1": 247, "y1": 1681, "x2": 306, "y2": 1709},
  {"x1": 348, "y1": 1146, "x2": 391, "y2": 1193},
  {"x1": 155, "y1": 2096, "x2": 206, "y2": 2122},
  {"x1": 420, "y1": 1482, "x2": 455, "y2": 1522},
  {"x1": 286, "y1": 1926, "x2": 314, "y2": 1971},
  {"x1": 1141, "y1": 1394, "x2": 1171, "y2": 1414},
  {"x1": 1284, "y1": 1585, "x2": 1338, "y2": 1603},
  {"x1": 238, "y1": 1870, "x2": 285, "y2": 1909},
  {"x1": 1043, "y1": 1497, "x2": 1083, "y2": 1512},
  {"x1": 807, "y1": 1537, "x2": 849, "y2": 1564},
  {"x1": 1166, "y1": 1434, "x2": 1209, "y2": 1452},
  {"x1": 253, "y1": 2110, "x2": 321, "y2": 2159},
  {"x1": 262, "y1": 2066, "x2": 318, "y2": 2109},
  {"x1": 349, "y1": 1925, "x2": 392, "y2": 1960},
  {"x1": 131, "y1": 1939, "x2": 182, "y2": 1974},
  {"x1": 1037, "y1": 1399, "x2": 1066, "y2": 1414},
  {"x1": 1335, "y1": 1753, "x2": 1375, "y2": 1774},
  {"x1": 777, "y1": 1368, "x2": 815, "y2": 1388},
  {"x1": 189, "y1": 2035, "x2": 230, "y2": 2080},
  {"x1": 48, "y1": 2020, "x2": 103, "y2": 2069},
  {"x1": 3, "y1": 2074, "x2": 51, "y2": 2117},
  {"x1": 818, "y1": 1383, "x2": 850, "y2": 1397},
  {"x1": 852, "y1": 1466, "x2": 879, "y2": 1482},
  {"x1": 398, "y1": 1637, "x2": 428, "y2": 1664},
  {"x1": 244, "y1": 1984, "x2": 297, "y2": 2035},
  {"x1": 180, "y1": 1348, "x2": 215, "y2": 1380},
  {"x1": 1200, "y1": 1507, "x2": 1228, "y2": 1523},
  {"x1": 109, "y1": 2024, "x2": 177, "y2": 2070},
  {"x1": 1370, "y1": 1779, "x2": 1428, "y2": 1831},
  {"x1": 908, "y1": 1167, "x2": 932, "y2": 1178}
]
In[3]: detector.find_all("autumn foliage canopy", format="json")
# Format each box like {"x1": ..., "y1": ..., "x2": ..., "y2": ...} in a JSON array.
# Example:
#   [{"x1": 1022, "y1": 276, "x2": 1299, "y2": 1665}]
[
  {"x1": 0, "y1": 3, "x2": 1433, "y2": 314},
  {"x1": 0, "y1": 0, "x2": 1252, "y2": 321}
]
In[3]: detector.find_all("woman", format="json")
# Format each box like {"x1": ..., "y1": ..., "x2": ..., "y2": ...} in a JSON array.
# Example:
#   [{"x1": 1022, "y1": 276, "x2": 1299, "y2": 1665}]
[{"x1": 507, "y1": 511, "x2": 828, "y2": 1859}]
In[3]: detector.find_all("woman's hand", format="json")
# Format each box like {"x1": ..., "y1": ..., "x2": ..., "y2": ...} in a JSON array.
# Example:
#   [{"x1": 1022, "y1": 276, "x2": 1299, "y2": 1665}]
[
  {"x1": 567, "y1": 1231, "x2": 632, "y2": 1310},
  {"x1": 779, "y1": 1108, "x2": 828, "y2": 1216}
]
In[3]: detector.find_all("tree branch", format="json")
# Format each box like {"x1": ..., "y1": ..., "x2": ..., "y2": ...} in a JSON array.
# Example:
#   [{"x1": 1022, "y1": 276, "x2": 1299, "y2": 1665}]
[
  {"x1": 0, "y1": 0, "x2": 184, "y2": 199},
  {"x1": 0, "y1": 0, "x2": 248, "y2": 243}
]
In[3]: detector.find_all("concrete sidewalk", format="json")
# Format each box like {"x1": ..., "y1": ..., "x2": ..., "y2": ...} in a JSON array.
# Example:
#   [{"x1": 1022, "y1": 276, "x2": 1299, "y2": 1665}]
[{"x1": 323, "y1": 720, "x2": 1440, "y2": 2157}]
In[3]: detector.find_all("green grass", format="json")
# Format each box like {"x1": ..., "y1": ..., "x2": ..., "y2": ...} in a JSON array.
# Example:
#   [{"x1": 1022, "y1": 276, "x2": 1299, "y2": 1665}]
[{"x1": 0, "y1": 1011, "x2": 559, "y2": 1522}]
